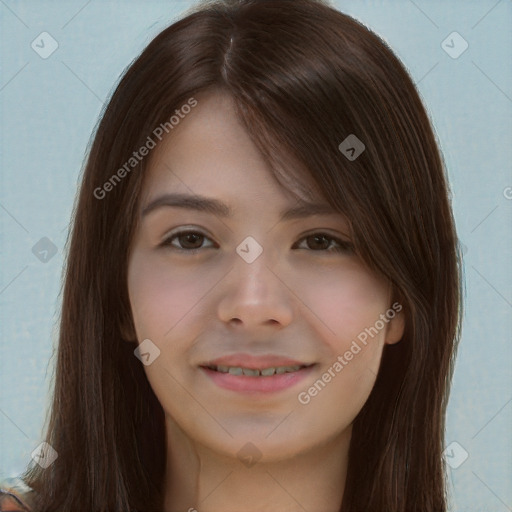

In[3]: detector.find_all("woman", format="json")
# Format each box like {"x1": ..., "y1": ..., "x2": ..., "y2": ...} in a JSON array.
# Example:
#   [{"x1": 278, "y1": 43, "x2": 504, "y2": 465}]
[{"x1": 1, "y1": 0, "x2": 462, "y2": 510}]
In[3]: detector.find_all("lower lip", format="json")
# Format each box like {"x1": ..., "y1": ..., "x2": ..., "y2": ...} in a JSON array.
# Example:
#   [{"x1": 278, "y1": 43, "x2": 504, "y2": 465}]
[{"x1": 199, "y1": 365, "x2": 317, "y2": 394}]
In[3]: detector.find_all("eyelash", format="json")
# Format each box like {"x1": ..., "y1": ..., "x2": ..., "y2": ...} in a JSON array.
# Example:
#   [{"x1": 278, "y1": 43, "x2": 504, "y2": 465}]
[{"x1": 159, "y1": 229, "x2": 353, "y2": 254}]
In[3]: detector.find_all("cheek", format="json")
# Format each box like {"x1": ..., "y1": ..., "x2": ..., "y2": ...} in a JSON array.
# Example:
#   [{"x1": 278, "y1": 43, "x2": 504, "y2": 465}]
[
  {"x1": 127, "y1": 251, "x2": 220, "y2": 339},
  {"x1": 292, "y1": 264, "x2": 388, "y2": 418},
  {"x1": 297, "y1": 349, "x2": 380, "y2": 437},
  {"x1": 292, "y1": 261, "x2": 390, "y2": 345}
]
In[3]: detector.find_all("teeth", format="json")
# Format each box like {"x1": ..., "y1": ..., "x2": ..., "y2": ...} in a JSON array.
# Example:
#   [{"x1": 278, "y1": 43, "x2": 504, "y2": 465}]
[
  {"x1": 210, "y1": 364, "x2": 304, "y2": 376},
  {"x1": 242, "y1": 368, "x2": 260, "y2": 376}
]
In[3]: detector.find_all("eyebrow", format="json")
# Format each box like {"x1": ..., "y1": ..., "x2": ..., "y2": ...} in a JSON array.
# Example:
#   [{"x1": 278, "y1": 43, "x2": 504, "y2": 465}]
[{"x1": 141, "y1": 193, "x2": 340, "y2": 221}]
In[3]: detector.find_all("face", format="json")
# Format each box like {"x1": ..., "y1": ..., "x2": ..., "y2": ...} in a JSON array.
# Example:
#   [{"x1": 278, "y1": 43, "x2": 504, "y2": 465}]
[{"x1": 126, "y1": 90, "x2": 404, "y2": 462}]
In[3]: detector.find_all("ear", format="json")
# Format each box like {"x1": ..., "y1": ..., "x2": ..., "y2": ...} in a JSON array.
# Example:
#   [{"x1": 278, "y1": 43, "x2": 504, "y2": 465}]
[
  {"x1": 385, "y1": 308, "x2": 405, "y2": 345},
  {"x1": 120, "y1": 315, "x2": 138, "y2": 343}
]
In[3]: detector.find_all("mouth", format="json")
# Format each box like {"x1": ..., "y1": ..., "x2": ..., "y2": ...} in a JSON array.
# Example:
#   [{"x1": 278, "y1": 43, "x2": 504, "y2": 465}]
[
  {"x1": 199, "y1": 363, "x2": 317, "y2": 394},
  {"x1": 201, "y1": 363, "x2": 314, "y2": 377}
]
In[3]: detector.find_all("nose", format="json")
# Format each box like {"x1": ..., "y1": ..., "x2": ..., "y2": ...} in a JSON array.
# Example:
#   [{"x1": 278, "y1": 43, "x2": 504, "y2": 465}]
[{"x1": 217, "y1": 248, "x2": 294, "y2": 329}]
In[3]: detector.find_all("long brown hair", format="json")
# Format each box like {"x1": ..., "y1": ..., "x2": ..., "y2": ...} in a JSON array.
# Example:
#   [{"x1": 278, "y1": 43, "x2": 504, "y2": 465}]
[{"x1": 21, "y1": 0, "x2": 462, "y2": 510}]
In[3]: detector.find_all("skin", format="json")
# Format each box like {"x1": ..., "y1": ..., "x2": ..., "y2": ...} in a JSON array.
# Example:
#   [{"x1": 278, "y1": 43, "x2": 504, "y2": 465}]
[{"x1": 126, "y1": 89, "x2": 405, "y2": 512}]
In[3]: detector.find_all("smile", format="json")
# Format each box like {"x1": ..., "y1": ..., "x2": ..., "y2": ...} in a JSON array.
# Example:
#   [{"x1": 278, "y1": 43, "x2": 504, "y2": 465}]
[
  {"x1": 205, "y1": 363, "x2": 311, "y2": 376},
  {"x1": 199, "y1": 364, "x2": 317, "y2": 393}
]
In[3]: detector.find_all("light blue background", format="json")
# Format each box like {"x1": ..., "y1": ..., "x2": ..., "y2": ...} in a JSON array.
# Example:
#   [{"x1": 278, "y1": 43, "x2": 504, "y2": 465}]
[{"x1": 1, "y1": 1, "x2": 511, "y2": 510}]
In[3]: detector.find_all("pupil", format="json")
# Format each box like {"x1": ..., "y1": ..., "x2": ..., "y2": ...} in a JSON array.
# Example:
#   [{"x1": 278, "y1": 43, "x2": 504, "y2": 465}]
[
  {"x1": 182, "y1": 233, "x2": 202, "y2": 248},
  {"x1": 310, "y1": 235, "x2": 328, "y2": 250}
]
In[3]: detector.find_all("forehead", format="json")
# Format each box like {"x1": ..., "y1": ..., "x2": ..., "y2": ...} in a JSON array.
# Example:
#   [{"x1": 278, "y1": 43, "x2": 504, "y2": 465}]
[{"x1": 141, "y1": 89, "x2": 324, "y2": 208}]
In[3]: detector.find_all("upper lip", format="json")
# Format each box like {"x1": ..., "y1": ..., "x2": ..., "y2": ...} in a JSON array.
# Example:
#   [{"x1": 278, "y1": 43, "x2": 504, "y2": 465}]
[{"x1": 201, "y1": 353, "x2": 313, "y2": 369}]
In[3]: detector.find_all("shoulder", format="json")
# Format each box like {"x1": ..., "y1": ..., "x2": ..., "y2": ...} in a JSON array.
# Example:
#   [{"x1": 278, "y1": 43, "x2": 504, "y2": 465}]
[{"x1": 0, "y1": 478, "x2": 33, "y2": 512}]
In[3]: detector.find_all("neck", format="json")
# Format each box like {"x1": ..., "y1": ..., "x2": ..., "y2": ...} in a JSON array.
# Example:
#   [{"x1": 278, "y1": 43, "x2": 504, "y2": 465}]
[{"x1": 163, "y1": 417, "x2": 351, "y2": 512}]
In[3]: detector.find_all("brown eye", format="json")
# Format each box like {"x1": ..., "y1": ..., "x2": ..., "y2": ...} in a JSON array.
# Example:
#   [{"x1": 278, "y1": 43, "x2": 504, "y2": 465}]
[
  {"x1": 159, "y1": 230, "x2": 352, "y2": 254},
  {"x1": 160, "y1": 230, "x2": 215, "y2": 252},
  {"x1": 177, "y1": 232, "x2": 204, "y2": 249},
  {"x1": 305, "y1": 234, "x2": 330, "y2": 250},
  {"x1": 295, "y1": 233, "x2": 353, "y2": 253}
]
